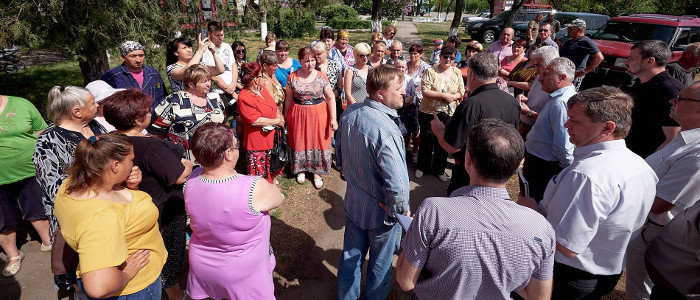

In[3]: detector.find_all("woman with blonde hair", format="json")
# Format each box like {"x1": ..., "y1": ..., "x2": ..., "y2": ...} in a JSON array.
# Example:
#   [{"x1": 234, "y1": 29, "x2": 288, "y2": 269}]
[
  {"x1": 368, "y1": 41, "x2": 387, "y2": 68},
  {"x1": 151, "y1": 65, "x2": 226, "y2": 165},
  {"x1": 343, "y1": 42, "x2": 372, "y2": 107}
]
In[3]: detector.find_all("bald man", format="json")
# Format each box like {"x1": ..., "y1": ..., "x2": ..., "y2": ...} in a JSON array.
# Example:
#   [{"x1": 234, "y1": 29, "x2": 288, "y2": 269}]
[
  {"x1": 486, "y1": 28, "x2": 514, "y2": 63},
  {"x1": 385, "y1": 40, "x2": 403, "y2": 65}
]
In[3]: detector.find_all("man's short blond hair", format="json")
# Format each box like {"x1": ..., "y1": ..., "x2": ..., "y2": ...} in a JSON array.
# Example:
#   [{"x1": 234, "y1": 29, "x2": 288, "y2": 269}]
[{"x1": 367, "y1": 64, "x2": 404, "y2": 95}]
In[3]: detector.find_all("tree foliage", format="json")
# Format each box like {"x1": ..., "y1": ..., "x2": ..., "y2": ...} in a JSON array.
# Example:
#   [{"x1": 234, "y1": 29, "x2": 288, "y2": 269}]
[{"x1": 1, "y1": 0, "x2": 186, "y2": 84}]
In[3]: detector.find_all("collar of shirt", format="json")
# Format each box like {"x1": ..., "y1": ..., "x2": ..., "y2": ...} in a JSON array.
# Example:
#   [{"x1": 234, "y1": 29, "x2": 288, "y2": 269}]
[
  {"x1": 470, "y1": 83, "x2": 500, "y2": 96},
  {"x1": 679, "y1": 127, "x2": 700, "y2": 144},
  {"x1": 548, "y1": 84, "x2": 576, "y2": 99},
  {"x1": 365, "y1": 98, "x2": 399, "y2": 119},
  {"x1": 450, "y1": 184, "x2": 511, "y2": 200},
  {"x1": 573, "y1": 139, "x2": 627, "y2": 159}
]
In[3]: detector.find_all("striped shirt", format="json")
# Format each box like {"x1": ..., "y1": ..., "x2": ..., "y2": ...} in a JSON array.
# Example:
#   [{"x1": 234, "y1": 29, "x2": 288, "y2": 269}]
[
  {"x1": 336, "y1": 98, "x2": 410, "y2": 229},
  {"x1": 402, "y1": 185, "x2": 556, "y2": 299}
]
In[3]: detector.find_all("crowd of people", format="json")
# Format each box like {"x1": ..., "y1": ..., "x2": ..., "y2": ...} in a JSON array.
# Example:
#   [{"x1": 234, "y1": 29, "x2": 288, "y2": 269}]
[{"x1": 1, "y1": 17, "x2": 699, "y2": 300}]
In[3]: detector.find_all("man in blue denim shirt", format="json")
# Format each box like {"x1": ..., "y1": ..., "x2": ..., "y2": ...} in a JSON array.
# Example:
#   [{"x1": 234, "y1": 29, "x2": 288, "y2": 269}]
[
  {"x1": 101, "y1": 41, "x2": 167, "y2": 109},
  {"x1": 336, "y1": 65, "x2": 410, "y2": 300}
]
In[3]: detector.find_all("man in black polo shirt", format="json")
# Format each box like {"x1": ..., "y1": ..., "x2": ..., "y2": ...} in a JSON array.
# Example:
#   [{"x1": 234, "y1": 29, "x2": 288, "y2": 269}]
[
  {"x1": 431, "y1": 53, "x2": 520, "y2": 194},
  {"x1": 624, "y1": 40, "x2": 684, "y2": 158}
]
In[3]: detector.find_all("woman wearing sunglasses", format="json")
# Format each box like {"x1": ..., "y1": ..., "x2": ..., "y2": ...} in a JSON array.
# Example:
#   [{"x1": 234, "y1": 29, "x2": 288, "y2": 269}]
[
  {"x1": 343, "y1": 43, "x2": 372, "y2": 108},
  {"x1": 232, "y1": 41, "x2": 248, "y2": 92},
  {"x1": 382, "y1": 25, "x2": 397, "y2": 48}
]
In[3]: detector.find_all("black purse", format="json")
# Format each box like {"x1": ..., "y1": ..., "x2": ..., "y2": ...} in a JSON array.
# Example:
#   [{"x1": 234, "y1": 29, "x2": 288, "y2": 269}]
[{"x1": 270, "y1": 127, "x2": 290, "y2": 173}]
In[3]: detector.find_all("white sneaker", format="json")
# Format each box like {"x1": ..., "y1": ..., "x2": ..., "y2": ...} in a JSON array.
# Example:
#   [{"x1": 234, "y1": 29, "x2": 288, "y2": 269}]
[
  {"x1": 414, "y1": 170, "x2": 424, "y2": 178},
  {"x1": 411, "y1": 154, "x2": 418, "y2": 163},
  {"x1": 296, "y1": 173, "x2": 306, "y2": 184},
  {"x1": 438, "y1": 173, "x2": 448, "y2": 182}
]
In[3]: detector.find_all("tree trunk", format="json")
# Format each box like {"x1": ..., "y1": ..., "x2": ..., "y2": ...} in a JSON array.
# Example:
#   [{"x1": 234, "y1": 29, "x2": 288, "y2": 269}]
[
  {"x1": 487, "y1": 0, "x2": 495, "y2": 18},
  {"x1": 77, "y1": 50, "x2": 109, "y2": 85},
  {"x1": 503, "y1": 0, "x2": 526, "y2": 29},
  {"x1": 449, "y1": 0, "x2": 464, "y2": 36},
  {"x1": 371, "y1": 0, "x2": 382, "y2": 32}
]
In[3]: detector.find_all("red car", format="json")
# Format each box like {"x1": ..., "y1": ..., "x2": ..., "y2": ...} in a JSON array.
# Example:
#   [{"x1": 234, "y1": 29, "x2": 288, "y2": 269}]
[{"x1": 583, "y1": 14, "x2": 700, "y2": 89}]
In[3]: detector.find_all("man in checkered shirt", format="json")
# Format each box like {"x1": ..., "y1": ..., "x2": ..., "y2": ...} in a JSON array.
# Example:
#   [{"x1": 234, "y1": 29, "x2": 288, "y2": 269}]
[{"x1": 397, "y1": 119, "x2": 556, "y2": 299}]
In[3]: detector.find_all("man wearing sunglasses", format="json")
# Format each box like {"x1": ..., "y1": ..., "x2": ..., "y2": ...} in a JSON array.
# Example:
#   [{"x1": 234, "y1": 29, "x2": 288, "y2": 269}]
[
  {"x1": 526, "y1": 23, "x2": 558, "y2": 58},
  {"x1": 624, "y1": 40, "x2": 684, "y2": 159},
  {"x1": 626, "y1": 81, "x2": 700, "y2": 300}
]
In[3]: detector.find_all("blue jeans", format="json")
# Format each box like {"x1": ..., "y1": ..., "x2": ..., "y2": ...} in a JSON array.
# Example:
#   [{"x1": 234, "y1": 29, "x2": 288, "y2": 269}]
[
  {"x1": 337, "y1": 216, "x2": 402, "y2": 300},
  {"x1": 77, "y1": 277, "x2": 162, "y2": 300}
]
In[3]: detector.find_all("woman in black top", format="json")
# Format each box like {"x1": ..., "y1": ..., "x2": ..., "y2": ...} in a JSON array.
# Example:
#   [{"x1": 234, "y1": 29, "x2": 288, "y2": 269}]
[{"x1": 101, "y1": 89, "x2": 193, "y2": 300}]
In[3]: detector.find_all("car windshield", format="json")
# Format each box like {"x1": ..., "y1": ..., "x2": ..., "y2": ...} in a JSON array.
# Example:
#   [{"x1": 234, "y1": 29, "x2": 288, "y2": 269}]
[
  {"x1": 592, "y1": 21, "x2": 676, "y2": 43},
  {"x1": 492, "y1": 11, "x2": 511, "y2": 21}
]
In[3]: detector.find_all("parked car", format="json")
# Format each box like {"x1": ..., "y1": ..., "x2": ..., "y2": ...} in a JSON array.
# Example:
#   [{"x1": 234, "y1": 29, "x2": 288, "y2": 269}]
[
  {"x1": 466, "y1": 8, "x2": 554, "y2": 43},
  {"x1": 462, "y1": 10, "x2": 491, "y2": 23},
  {"x1": 582, "y1": 14, "x2": 700, "y2": 89},
  {"x1": 514, "y1": 12, "x2": 609, "y2": 43}
]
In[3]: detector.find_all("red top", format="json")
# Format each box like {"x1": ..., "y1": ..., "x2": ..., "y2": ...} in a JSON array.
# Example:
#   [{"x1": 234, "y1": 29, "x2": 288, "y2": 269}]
[{"x1": 238, "y1": 88, "x2": 278, "y2": 151}]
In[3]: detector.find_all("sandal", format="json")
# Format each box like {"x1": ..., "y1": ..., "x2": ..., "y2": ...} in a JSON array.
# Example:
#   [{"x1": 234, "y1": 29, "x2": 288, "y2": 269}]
[
  {"x1": 2, "y1": 251, "x2": 24, "y2": 277},
  {"x1": 296, "y1": 173, "x2": 306, "y2": 184},
  {"x1": 40, "y1": 243, "x2": 52, "y2": 252},
  {"x1": 313, "y1": 177, "x2": 323, "y2": 189}
]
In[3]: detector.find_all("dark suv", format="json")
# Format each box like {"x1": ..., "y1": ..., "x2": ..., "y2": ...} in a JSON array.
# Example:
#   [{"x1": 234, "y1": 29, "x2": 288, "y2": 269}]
[
  {"x1": 466, "y1": 9, "x2": 553, "y2": 43},
  {"x1": 582, "y1": 14, "x2": 700, "y2": 89}
]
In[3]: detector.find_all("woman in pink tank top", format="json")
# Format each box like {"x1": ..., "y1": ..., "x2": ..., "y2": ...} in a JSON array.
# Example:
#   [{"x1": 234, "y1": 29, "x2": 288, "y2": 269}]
[{"x1": 184, "y1": 123, "x2": 284, "y2": 300}]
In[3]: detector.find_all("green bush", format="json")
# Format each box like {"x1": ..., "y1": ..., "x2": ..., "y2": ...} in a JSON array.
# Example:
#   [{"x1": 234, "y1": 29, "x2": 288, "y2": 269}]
[
  {"x1": 321, "y1": 4, "x2": 358, "y2": 22},
  {"x1": 273, "y1": 7, "x2": 317, "y2": 38},
  {"x1": 327, "y1": 19, "x2": 391, "y2": 29}
]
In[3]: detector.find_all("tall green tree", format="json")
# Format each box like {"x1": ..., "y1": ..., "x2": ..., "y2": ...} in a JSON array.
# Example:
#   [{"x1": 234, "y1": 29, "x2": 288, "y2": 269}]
[{"x1": 0, "y1": 0, "x2": 186, "y2": 84}]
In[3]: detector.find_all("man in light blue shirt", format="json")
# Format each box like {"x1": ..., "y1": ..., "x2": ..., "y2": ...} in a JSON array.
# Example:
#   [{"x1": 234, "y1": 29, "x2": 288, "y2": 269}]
[
  {"x1": 519, "y1": 86, "x2": 658, "y2": 299},
  {"x1": 521, "y1": 57, "x2": 577, "y2": 202},
  {"x1": 335, "y1": 65, "x2": 410, "y2": 300}
]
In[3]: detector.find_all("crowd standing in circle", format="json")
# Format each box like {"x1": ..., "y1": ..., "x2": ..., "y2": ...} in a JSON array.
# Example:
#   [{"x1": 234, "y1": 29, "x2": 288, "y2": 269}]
[{"x1": 2, "y1": 18, "x2": 700, "y2": 300}]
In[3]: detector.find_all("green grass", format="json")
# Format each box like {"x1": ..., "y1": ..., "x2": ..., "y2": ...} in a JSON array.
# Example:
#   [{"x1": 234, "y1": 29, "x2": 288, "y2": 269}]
[
  {"x1": 413, "y1": 22, "x2": 468, "y2": 48},
  {"x1": 0, "y1": 25, "x2": 375, "y2": 121}
]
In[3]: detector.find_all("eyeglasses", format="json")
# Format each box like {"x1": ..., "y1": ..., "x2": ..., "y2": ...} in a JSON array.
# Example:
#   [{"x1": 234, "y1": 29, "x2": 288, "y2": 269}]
[
  {"x1": 441, "y1": 56, "x2": 456, "y2": 61},
  {"x1": 538, "y1": 29, "x2": 550, "y2": 32},
  {"x1": 672, "y1": 95, "x2": 700, "y2": 104},
  {"x1": 235, "y1": 49, "x2": 246, "y2": 54},
  {"x1": 358, "y1": 54, "x2": 370, "y2": 58}
]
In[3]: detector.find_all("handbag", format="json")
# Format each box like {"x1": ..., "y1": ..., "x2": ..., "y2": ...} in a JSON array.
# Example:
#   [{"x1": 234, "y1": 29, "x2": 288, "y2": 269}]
[
  {"x1": 51, "y1": 228, "x2": 79, "y2": 288},
  {"x1": 270, "y1": 127, "x2": 290, "y2": 173}
]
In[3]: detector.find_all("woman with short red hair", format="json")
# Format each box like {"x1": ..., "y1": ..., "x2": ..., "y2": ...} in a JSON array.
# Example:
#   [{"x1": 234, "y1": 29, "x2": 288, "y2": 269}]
[
  {"x1": 237, "y1": 62, "x2": 285, "y2": 183},
  {"x1": 285, "y1": 47, "x2": 337, "y2": 189}
]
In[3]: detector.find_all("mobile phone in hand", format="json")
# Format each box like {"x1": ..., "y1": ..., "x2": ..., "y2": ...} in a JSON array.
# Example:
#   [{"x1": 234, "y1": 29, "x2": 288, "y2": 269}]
[{"x1": 200, "y1": 30, "x2": 208, "y2": 40}]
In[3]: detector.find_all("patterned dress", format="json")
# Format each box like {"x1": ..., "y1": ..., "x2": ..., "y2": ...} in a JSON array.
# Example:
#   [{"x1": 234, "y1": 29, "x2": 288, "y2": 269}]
[
  {"x1": 33, "y1": 121, "x2": 107, "y2": 234},
  {"x1": 151, "y1": 91, "x2": 226, "y2": 165},
  {"x1": 285, "y1": 71, "x2": 332, "y2": 175},
  {"x1": 166, "y1": 63, "x2": 185, "y2": 92},
  {"x1": 333, "y1": 45, "x2": 355, "y2": 67},
  {"x1": 348, "y1": 66, "x2": 370, "y2": 104}
]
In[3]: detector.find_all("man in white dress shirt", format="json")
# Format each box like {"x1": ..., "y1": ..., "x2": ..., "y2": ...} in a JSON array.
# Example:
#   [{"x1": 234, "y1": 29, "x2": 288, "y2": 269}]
[
  {"x1": 519, "y1": 86, "x2": 658, "y2": 299},
  {"x1": 625, "y1": 81, "x2": 700, "y2": 299}
]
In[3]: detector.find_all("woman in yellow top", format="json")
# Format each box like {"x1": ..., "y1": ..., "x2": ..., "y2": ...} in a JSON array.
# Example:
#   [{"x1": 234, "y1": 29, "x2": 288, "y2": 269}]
[
  {"x1": 54, "y1": 132, "x2": 167, "y2": 299},
  {"x1": 416, "y1": 45, "x2": 465, "y2": 182}
]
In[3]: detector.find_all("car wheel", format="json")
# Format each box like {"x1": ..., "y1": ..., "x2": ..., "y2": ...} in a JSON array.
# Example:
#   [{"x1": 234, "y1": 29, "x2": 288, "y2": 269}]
[
  {"x1": 16, "y1": 61, "x2": 26, "y2": 70},
  {"x1": 482, "y1": 30, "x2": 496, "y2": 43},
  {"x1": 4, "y1": 64, "x2": 18, "y2": 73}
]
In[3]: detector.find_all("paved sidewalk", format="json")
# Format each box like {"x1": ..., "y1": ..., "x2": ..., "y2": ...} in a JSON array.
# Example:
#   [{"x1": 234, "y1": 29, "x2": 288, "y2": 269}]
[{"x1": 394, "y1": 20, "x2": 423, "y2": 48}]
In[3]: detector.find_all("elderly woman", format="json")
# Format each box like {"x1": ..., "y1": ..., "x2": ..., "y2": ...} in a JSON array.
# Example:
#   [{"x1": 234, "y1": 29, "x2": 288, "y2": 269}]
[
  {"x1": 319, "y1": 27, "x2": 346, "y2": 69},
  {"x1": 285, "y1": 47, "x2": 337, "y2": 189},
  {"x1": 151, "y1": 65, "x2": 226, "y2": 165},
  {"x1": 101, "y1": 89, "x2": 193, "y2": 300},
  {"x1": 313, "y1": 41, "x2": 343, "y2": 99},
  {"x1": 368, "y1": 41, "x2": 387, "y2": 68},
  {"x1": 382, "y1": 25, "x2": 397, "y2": 47},
  {"x1": 34, "y1": 86, "x2": 108, "y2": 288},
  {"x1": 54, "y1": 132, "x2": 166, "y2": 300},
  {"x1": 0, "y1": 95, "x2": 51, "y2": 277},
  {"x1": 185, "y1": 123, "x2": 283, "y2": 300},
  {"x1": 499, "y1": 39, "x2": 528, "y2": 79},
  {"x1": 416, "y1": 46, "x2": 465, "y2": 182},
  {"x1": 166, "y1": 34, "x2": 224, "y2": 93},
  {"x1": 333, "y1": 29, "x2": 355, "y2": 67},
  {"x1": 237, "y1": 62, "x2": 285, "y2": 183},
  {"x1": 343, "y1": 43, "x2": 372, "y2": 107},
  {"x1": 275, "y1": 40, "x2": 301, "y2": 88},
  {"x1": 258, "y1": 50, "x2": 285, "y2": 113}
]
